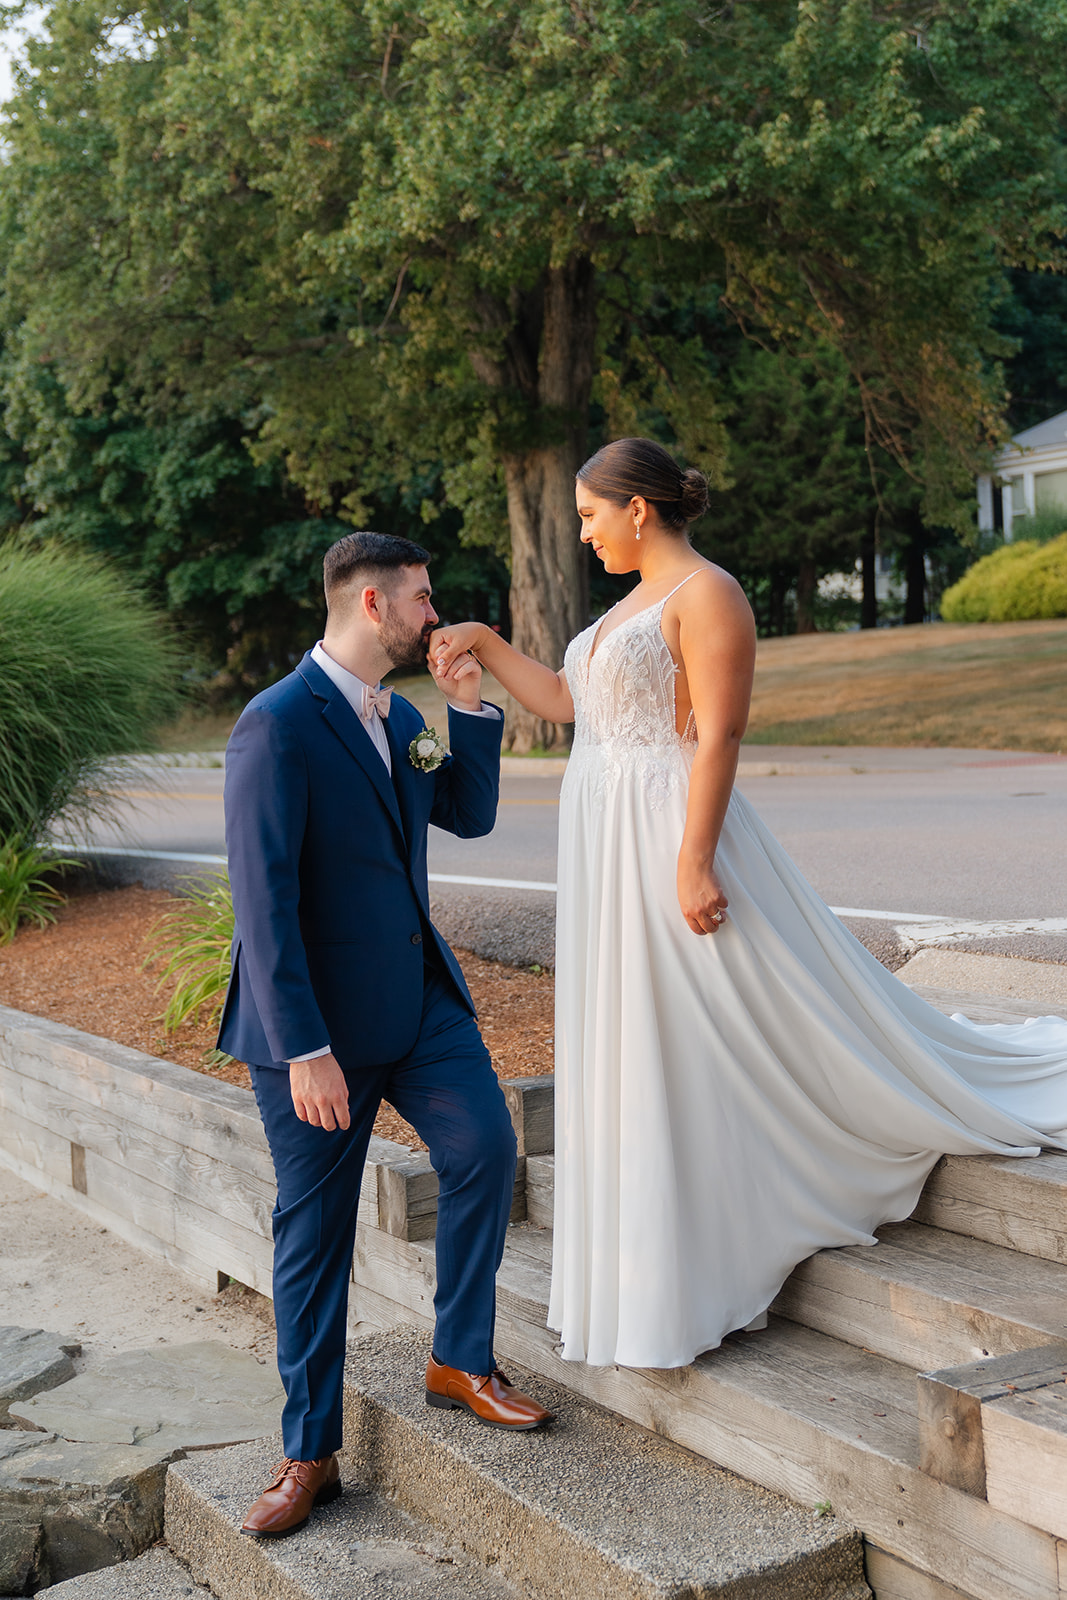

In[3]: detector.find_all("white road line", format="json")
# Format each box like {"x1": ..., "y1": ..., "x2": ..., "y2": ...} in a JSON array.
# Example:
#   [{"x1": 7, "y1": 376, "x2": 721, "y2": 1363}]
[
  {"x1": 54, "y1": 849, "x2": 1067, "y2": 939},
  {"x1": 897, "y1": 917, "x2": 1067, "y2": 948},
  {"x1": 827, "y1": 906, "x2": 943, "y2": 923},
  {"x1": 429, "y1": 873, "x2": 558, "y2": 893}
]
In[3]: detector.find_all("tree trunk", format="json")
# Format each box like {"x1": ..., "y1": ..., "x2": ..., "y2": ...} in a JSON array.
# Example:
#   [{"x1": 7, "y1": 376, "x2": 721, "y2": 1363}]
[
  {"x1": 860, "y1": 516, "x2": 878, "y2": 629},
  {"x1": 502, "y1": 258, "x2": 596, "y2": 751},
  {"x1": 902, "y1": 508, "x2": 927, "y2": 625},
  {"x1": 795, "y1": 557, "x2": 817, "y2": 634}
]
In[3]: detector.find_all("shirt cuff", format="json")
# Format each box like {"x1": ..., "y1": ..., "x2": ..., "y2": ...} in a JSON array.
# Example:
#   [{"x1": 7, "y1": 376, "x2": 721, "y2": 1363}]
[
  {"x1": 288, "y1": 1046, "x2": 332, "y2": 1063},
  {"x1": 450, "y1": 701, "x2": 503, "y2": 719}
]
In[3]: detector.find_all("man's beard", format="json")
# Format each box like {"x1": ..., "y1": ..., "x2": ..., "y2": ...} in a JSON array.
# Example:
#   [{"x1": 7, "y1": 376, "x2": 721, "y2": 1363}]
[{"x1": 379, "y1": 609, "x2": 432, "y2": 672}]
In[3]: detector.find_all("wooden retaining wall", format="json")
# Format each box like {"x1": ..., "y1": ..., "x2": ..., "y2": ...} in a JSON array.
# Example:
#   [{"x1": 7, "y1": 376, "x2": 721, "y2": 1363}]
[{"x1": 0, "y1": 1003, "x2": 546, "y2": 1299}]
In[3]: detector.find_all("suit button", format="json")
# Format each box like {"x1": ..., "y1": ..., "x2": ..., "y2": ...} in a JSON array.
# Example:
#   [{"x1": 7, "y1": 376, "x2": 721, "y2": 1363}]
[{"x1": 411, "y1": 933, "x2": 422, "y2": 946}]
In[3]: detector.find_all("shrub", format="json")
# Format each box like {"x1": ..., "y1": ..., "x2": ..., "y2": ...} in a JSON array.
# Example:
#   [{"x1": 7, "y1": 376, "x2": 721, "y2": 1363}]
[
  {"x1": 145, "y1": 874, "x2": 235, "y2": 1037},
  {"x1": 940, "y1": 534, "x2": 1067, "y2": 622},
  {"x1": 0, "y1": 837, "x2": 83, "y2": 945},
  {"x1": 0, "y1": 543, "x2": 184, "y2": 840}
]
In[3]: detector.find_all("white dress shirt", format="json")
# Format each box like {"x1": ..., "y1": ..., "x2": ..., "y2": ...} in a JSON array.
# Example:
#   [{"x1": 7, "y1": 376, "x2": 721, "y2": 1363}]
[{"x1": 290, "y1": 642, "x2": 500, "y2": 1064}]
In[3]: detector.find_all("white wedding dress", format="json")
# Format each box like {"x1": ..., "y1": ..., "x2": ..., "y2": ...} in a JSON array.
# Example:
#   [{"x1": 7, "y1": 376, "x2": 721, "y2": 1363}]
[{"x1": 548, "y1": 580, "x2": 1067, "y2": 1369}]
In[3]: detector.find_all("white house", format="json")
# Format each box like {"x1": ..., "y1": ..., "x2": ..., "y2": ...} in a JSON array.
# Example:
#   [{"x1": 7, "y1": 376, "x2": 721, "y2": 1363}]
[{"x1": 977, "y1": 407, "x2": 1067, "y2": 538}]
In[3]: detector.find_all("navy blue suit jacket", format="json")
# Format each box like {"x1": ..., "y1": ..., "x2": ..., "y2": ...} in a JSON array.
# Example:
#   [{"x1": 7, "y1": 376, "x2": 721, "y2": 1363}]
[{"x1": 217, "y1": 651, "x2": 503, "y2": 1071}]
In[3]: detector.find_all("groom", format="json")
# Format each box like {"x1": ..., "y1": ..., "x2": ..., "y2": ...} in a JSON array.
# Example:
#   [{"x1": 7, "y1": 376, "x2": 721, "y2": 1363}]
[{"x1": 219, "y1": 531, "x2": 551, "y2": 1540}]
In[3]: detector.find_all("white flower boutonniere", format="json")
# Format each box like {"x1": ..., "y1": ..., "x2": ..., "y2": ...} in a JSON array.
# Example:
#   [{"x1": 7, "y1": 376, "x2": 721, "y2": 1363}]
[{"x1": 409, "y1": 726, "x2": 447, "y2": 772}]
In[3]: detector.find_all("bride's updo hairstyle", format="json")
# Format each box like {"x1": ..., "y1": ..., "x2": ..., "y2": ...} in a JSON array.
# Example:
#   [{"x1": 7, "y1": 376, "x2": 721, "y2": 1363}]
[{"x1": 576, "y1": 438, "x2": 709, "y2": 533}]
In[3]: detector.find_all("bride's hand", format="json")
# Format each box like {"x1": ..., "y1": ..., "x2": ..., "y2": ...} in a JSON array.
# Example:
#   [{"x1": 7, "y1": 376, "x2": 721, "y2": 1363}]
[
  {"x1": 430, "y1": 622, "x2": 489, "y2": 678},
  {"x1": 677, "y1": 855, "x2": 729, "y2": 936},
  {"x1": 429, "y1": 622, "x2": 489, "y2": 711}
]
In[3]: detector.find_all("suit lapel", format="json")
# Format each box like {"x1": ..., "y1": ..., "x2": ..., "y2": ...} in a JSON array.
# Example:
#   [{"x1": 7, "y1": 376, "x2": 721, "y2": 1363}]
[
  {"x1": 298, "y1": 656, "x2": 406, "y2": 841},
  {"x1": 384, "y1": 712, "x2": 418, "y2": 846}
]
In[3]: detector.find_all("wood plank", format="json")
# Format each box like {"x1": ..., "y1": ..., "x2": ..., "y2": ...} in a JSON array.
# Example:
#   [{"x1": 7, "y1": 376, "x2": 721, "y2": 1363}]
[
  {"x1": 0, "y1": 1062, "x2": 278, "y2": 1239},
  {"x1": 80, "y1": 1144, "x2": 275, "y2": 1295},
  {"x1": 865, "y1": 1546, "x2": 982, "y2": 1600},
  {"x1": 0, "y1": 1144, "x2": 221, "y2": 1293},
  {"x1": 984, "y1": 1383, "x2": 1067, "y2": 1539},
  {"x1": 774, "y1": 1221, "x2": 1067, "y2": 1371},
  {"x1": 501, "y1": 1076, "x2": 554, "y2": 1156},
  {"x1": 0, "y1": 1011, "x2": 270, "y2": 1179},
  {"x1": 349, "y1": 1225, "x2": 1061, "y2": 1600},
  {"x1": 525, "y1": 1153, "x2": 554, "y2": 1229},
  {"x1": 0, "y1": 1097, "x2": 79, "y2": 1191},
  {"x1": 914, "y1": 1154, "x2": 1067, "y2": 1267},
  {"x1": 913, "y1": 1346, "x2": 1067, "y2": 1501}
]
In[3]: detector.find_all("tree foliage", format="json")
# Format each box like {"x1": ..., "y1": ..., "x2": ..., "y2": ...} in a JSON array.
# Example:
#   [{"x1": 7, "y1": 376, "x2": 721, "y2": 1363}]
[{"x1": 2, "y1": 0, "x2": 1067, "y2": 721}]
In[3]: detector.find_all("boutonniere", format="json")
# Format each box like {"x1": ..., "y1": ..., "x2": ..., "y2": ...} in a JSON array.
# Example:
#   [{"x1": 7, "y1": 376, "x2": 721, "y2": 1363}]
[{"x1": 409, "y1": 726, "x2": 447, "y2": 772}]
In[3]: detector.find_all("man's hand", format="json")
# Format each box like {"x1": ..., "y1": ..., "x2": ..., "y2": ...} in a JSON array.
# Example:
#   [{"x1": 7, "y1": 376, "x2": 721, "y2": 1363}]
[
  {"x1": 429, "y1": 623, "x2": 487, "y2": 712},
  {"x1": 289, "y1": 1053, "x2": 351, "y2": 1131}
]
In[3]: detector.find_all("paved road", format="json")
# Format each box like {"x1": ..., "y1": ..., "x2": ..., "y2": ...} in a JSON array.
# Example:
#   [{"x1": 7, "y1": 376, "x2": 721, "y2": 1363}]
[{"x1": 73, "y1": 746, "x2": 1066, "y2": 920}]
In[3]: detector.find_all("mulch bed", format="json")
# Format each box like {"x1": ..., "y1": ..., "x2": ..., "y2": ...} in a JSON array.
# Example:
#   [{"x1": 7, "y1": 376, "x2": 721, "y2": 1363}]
[{"x1": 0, "y1": 884, "x2": 553, "y2": 1151}]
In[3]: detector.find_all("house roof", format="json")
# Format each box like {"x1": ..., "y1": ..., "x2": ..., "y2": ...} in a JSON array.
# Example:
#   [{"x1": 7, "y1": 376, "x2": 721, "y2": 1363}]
[{"x1": 1007, "y1": 408, "x2": 1067, "y2": 450}]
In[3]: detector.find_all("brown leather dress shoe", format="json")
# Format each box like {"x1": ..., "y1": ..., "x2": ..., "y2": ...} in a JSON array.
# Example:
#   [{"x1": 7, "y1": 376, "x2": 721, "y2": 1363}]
[
  {"x1": 425, "y1": 1356, "x2": 553, "y2": 1430},
  {"x1": 240, "y1": 1454, "x2": 341, "y2": 1538}
]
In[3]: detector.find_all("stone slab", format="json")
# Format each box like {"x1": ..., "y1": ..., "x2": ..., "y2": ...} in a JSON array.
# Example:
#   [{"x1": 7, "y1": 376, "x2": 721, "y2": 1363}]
[
  {"x1": 36, "y1": 1543, "x2": 208, "y2": 1598},
  {"x1": 9, "y1": 1343, "x2": 283, "y2": 1452},
  {"x1": 0, "y1": 1431, "x2": 173, "y2": 1593},
  {"x1": 0, "y1": 1327, "x2": 80, "y2": 1425},
  {"x1": 166, "y1": 1438, "x2": 522, "y2": 1600},
  {"x1": 342, "y1": 1327, "x2": 870, "y2": 1600},
  {"x1": 896, "y1": 950, "x2": 1067, "y2": 1006}
]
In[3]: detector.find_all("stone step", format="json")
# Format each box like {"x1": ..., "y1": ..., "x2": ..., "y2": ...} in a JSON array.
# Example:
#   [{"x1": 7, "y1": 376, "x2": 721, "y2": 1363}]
[
  {"x1": 351, "y1": 1222, "x2": 1067, "y2": 1600},
  {"x1": 340, "y1": 1327, "x2": 865, "y2": 1600},
  {"x1": 35, "y1": 1544, "x2": 209, "y2": 1597},
  {"x1": 163, "y1": 1380, "x2": 864, "y2": 1600},
  {"x1": 165, "y1": 1438, "x2": 521, "y2": 1600},
  {"x1": 773, "y1": 1219, "x2": 1067, "y2": 1371}
]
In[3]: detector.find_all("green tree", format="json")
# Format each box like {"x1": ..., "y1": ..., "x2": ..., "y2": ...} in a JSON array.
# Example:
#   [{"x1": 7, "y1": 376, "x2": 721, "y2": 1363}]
[
  {"x1": 703, "y1": 344, "x2": 872, "y2": 634},
  {"x1": 4, "y1": 1, "x2": 1067, "y2": 741}
]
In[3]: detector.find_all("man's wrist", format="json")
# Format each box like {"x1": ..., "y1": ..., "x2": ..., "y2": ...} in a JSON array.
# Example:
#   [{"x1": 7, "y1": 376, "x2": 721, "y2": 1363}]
[{"x1": 449, "y1": 699, "x2": 500, "y2": 719}]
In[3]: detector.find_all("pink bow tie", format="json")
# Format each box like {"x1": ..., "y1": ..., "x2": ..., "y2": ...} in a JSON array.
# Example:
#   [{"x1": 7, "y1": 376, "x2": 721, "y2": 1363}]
[{"x1": 361, "y1": 683, "x2": 392, "y2": 720}]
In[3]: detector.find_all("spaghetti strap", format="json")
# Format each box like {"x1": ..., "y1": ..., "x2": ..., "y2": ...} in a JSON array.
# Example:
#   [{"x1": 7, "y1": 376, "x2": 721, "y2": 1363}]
[{"x1": 660, "y1": 570, "x2": 701, "y2": 605}]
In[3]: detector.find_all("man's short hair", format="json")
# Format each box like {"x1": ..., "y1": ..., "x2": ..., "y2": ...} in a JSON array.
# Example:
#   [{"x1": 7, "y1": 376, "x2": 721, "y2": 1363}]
[{"x1": 323, "y1": 532, "x2": 431, "y2": 620}]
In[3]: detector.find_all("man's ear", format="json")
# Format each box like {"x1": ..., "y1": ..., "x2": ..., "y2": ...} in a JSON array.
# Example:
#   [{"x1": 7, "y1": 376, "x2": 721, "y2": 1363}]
[{"x1": 360, "y1": 584, "x2": 384, "y2": 623}]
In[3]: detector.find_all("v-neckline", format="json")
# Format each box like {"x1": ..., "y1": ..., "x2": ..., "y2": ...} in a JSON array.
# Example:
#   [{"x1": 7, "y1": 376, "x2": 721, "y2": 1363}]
[{"x1": 587, "y1": 572, "x2": 700, "y2": 665}]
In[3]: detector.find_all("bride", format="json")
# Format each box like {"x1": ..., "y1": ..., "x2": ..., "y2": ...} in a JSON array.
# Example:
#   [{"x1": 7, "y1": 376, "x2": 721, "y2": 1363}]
[{"x1": 431, "y1": 436, "x2": 1067, "y2": 1371}]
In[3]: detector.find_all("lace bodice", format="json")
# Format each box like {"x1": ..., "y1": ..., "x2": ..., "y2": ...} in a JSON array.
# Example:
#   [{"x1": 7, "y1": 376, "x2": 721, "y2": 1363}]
[{"x1": 563, "y1": 582, "x2": 697, "y2": 809}]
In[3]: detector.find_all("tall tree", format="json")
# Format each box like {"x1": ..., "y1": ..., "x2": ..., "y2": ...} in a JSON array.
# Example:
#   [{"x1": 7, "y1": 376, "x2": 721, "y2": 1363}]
[
  {"x1": 703, "y1": 343, "x2": 872, "y2": 634},
  {"x1": 4, "y1": 1, "x2": 1067, "y2": 739}
]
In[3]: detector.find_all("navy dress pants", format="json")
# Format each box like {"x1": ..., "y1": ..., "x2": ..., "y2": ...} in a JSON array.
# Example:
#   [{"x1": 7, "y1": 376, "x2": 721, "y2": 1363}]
[{"x1": 249, "y1": 966, "x2": 517, "y2": 1461}]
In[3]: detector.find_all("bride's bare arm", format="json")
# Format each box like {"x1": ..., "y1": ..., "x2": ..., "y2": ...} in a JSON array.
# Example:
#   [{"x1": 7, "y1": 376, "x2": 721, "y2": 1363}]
[
  {"x1": 673, "y1": 571, "x2": 756, "y2": 935},
  {"x1": 430, "y1": 622, "x2": 574, "y2": 724}
]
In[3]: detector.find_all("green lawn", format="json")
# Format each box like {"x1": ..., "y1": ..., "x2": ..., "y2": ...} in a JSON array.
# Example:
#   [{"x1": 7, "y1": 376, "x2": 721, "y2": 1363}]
[{"x1": 746, "y1": 618, "x2": 1067, "y2": 751}]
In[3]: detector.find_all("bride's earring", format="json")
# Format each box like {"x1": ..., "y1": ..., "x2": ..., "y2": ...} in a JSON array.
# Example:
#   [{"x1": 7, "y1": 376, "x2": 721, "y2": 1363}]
[{"x1": 634, "y1": 521, "x2": 641, "y2": 541}]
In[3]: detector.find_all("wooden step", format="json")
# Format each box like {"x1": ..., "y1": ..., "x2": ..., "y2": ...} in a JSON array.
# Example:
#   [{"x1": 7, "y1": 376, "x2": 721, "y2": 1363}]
[
  {"x1": 350, "y1": 1223, "x2": 1065, "y2": 1600},
  {"x1": 524, "y1": 1142, "x2": 1067, "y2": 1274},
  {"x1": 773, "y1": 1220, "x2": 1067, "y2": 1371},
  {"x1": 914, "y1": 1151, "x2": 1067, "y2": 1266},
  {"x1": 918, "y1": 1343, "x2": 1067, "y2": 1543}
]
